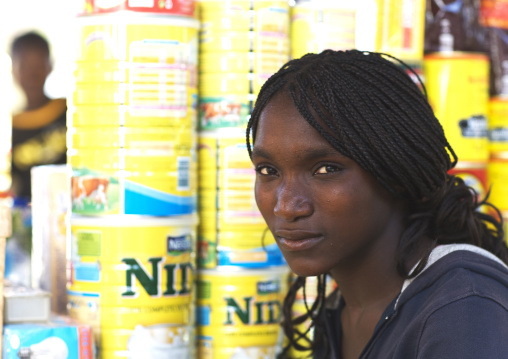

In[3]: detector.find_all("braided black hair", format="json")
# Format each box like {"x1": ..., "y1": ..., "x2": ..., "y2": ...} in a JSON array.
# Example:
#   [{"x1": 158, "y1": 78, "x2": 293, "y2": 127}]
[{"x1": 246, "y1": 49, "x2": 507, "y2": 357}]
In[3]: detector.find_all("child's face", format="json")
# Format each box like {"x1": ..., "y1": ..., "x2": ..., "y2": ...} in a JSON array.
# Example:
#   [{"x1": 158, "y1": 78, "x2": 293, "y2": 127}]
[
  {"x1": 12, "y1": 48, "x2": 51, "y2": 99},
  {"x1": 252, "y1": 91, "x2": 405, "y2": 278}
]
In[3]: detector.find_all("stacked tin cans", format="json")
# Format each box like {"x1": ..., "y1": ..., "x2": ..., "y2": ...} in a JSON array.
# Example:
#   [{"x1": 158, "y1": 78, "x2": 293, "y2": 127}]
[
  {"x1": 424, "y1": 52, "x2": 490, "y2": 203},
  {"x1": 479, "y1": 1, "x2": 508, "y2": 231},
  {"x1": 487, "y1": 99, "x2": 508, "y2": 230},
  {"x1": 422, "y1": 0, "x2": 508, "y2": 229},
  {"x1": 423, "y1": 1, "x2": 491, "y2": 210},
  {"x1": 290, "y1": 0, "x2": 376, "y2": 60},
  {"x1": 195, "y1": 1, "x2": 290, "y2": 357},
  {"x1": 198, "y1": 0, "x2": 289, "y2": 130},
  {"x1": 290, "y1": 0, "x2": 426, "y2": 85},
  {"x1": 67, "y1": 1, "x2": 199, "y2": 358}
]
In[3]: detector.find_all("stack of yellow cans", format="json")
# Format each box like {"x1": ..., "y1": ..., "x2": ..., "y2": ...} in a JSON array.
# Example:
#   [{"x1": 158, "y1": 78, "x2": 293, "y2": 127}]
[
  {"x1": 68, "y1": 13, "x2": 199, "y2": 217},
  {"x1": 67, "y1": 2, "x2": 200, "y2": 358},
  {"x1": 197, "y1": 129, "x2": 285, "y2": 269},
  {"x1": 290, "y1": 0, "x2": 425, "y2": 86},
  {"x1": 424, "y1": 53, "x2": 491, "y2": 206},
  {"x1": 375, "y1": 0, "x2": 425, "y2": 64},
  {"x1": 196, "y1": 127, "x2": 289, "y2": 358},
  {"x1": 197, "y1": 266, "x2": 290, "y2": 358},
  {"x1": 423, "y1": 2, "x2": 496, "y2": 216},
  {"x1": 290, "y1": 0, "x2": 363, "y2": 59},
  {"x1": 478, "y1": 5, "x2": 508, "y2": 240},
  {"x1": 198, "y1": 0, "x2": 289, "y2": 130},
  {"x1": 196, "y1": 1, "x2": 290, "y2": 357},
  {"x1": 195, "y1": 0, "x2": 290, "y2": 269}
]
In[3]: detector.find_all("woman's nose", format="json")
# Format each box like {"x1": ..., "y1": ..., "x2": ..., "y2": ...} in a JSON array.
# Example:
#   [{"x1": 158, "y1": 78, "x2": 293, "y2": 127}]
[{"x1": 273, "y1": 177, "x2": 313, "y2": 221}]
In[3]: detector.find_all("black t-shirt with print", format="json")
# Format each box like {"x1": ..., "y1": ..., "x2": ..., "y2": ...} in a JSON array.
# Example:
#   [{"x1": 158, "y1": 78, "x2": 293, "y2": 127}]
[{"x1": 11, "y1": 109, "x2": 67, "y2": 200}]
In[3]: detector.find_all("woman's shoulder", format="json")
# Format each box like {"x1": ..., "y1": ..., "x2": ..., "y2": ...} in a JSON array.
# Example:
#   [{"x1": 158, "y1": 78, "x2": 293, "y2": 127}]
[
  {"x1": 361, "y1": 247, "x2": 508, "y2": 358},
  {"x1": 397, "y1": 245, "x2": 508, "y2": 315}
]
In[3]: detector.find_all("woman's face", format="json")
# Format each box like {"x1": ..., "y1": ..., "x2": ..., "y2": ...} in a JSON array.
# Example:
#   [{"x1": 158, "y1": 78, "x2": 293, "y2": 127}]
[{"x1": 252, "y1": 92, "x2": 405, "y2": 277}]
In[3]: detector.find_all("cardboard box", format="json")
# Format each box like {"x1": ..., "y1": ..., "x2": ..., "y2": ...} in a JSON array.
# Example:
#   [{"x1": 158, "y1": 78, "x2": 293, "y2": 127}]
[{"x1": 3, "y1": 284, "x2": 51, "y2": 324}]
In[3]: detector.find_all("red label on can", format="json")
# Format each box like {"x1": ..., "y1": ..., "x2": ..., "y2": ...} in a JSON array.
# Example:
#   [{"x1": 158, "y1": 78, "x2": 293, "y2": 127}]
[
  {"x1": 449, "y1": 163, "x2": 488, "y2": 201},
  {"x1": 480, "y1": 0, "x2": 508, "y2": 29},
  {"x1": 82, "y1": 0, "x2": 196, "y2": 17}
]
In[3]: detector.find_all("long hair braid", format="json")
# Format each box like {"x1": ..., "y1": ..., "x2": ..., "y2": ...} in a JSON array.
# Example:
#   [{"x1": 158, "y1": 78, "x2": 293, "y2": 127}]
[{"x1": 277, "y1": 274, "x2": 329, "y2": 359}]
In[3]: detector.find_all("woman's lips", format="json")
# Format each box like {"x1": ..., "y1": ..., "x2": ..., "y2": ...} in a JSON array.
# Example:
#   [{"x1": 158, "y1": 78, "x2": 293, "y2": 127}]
[{"x1": 274, "y1": 230, "x2": 324, "y2": 252}]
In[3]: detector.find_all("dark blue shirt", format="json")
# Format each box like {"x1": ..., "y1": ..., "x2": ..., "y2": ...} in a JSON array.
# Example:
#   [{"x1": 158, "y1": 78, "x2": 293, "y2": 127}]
[{"x1": 315, "y1": 246, "x2": 508, "y2": 359}]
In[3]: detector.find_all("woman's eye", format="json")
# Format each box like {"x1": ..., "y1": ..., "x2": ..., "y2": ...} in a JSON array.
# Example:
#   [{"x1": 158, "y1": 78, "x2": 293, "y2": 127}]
[
  {"x1": 256, "y1": 166, "x2": 277, "y2": 176},
  {"x1": 315, "y1": 165, "x2": 340, "y2": 174}
]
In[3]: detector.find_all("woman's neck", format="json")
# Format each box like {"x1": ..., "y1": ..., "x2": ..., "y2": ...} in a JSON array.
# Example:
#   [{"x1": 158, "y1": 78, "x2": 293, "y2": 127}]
[{"x1": 333, "y1": 246, "x2": 405, "y2": 359}]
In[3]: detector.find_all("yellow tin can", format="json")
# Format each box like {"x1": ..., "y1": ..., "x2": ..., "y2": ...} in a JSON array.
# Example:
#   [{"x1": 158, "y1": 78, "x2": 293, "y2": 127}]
[
  {"x1": 290, "y1": 2, "x2": 356, "y2": 59},
  {"x1": 68, "y1": 215, "x2": 198, "y2": 353},
  {"x1": 69, "y1": 90, "x2": 197, "y2": 127},
  {"x1": 285, "y1": 299, "x2": 314, "y2": 358},
  {"x1": 199, "y1": 216, "x2": 274, "y2": 246},
  {"x1": 100, "y1": 324, "x2": 194, "y2": 358},
  {"x1": 375, "y1": 0, "x2": 425, "y2": 62},
  {"x1": 196, "y1": 267, "x2": 289, "y2": 358},
  {"x1": 199, "y1": 51, "x2": 287, "y2": 74},
  {"x1": 70, "y1": 126, "x2": 194, "y2": 149},
  {"x1": 73, "y1": 83, "x2": 191, "y2": 107},
  {"x1": 198, "y1": 0, "x2": 289, "y2": 13},
  {"x1": 201, "y1": 8, "x2": 251, "y2": 31},
  {"x1": 198, "y1": 94, "x2": 254, "y2": 130},
  {"x1": 197, "y1": 344, "x2": 279, "y2": 359},
  {"x1": 424, "y1": 52, "x2": 490, "y2": 163},
  {"x1": 70, "y1": 164, "x2": 196, "y2": 216},
  {"x1": 198, "y1": 211, "x2": 282, "y2": 268},
  {"x1": 290, "y1": 274, "x2": 338, "y2": 303},
  {"x1": 198, "y1": 229, "x2": 282, "y2": 269},
  {"x1": 80, "y1": 0, "x2": 197, "y2": 17},
  {"x1": 488, "y1": 153, "x2": 508, "y2": 212},
  {"x1": 199, "y1": 169, "x2": 256, "y2": 191},
  {"x1": 198, "y1": 131, "x2": 253, "y2": 170},
  {"x1": 200, "y1": 30, "x2": 289, "y2": 54},
  {"x1": 198, "y1": 188, "x2": 258, "y2": 212},
  {"x1": 200, "y1": 209, "x2": 266, "y2": 227},
  {"x1": 199, "y1": 73, "x2": 252, "y2": 95},
  {"x1": 489, "y1": 97, "x2": 508, "y2": 153},
  {"x1": 69, "y1": 147, "x2": 195, "y2": 172},
  {"x1": 76, "y1": 15, "x2": 198, "y2": 64},
  {"x1": 199, "y1": 72, "x2": 271, "y2": 97},
  {"x1": 284, "y1": 275, "x2": 338, "y2": 358},
  {"x1": 74, "y1": 60, "x2": 193, "y2": 86},
  {"x1": 216, "y1": 227, "x2": 276, "y2": 251},
  {"x1": 200, "y1": 5, "x2": 289, "y2": 34}
]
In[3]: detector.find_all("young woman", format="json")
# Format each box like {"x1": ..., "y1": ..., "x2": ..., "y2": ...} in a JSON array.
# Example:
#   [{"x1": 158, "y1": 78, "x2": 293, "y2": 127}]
[{"x1": 247, "y1": 50, "x2": 508, "y2": 359}]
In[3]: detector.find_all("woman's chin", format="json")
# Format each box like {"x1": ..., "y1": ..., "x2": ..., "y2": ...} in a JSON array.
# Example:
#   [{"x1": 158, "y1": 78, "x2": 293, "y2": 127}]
[{"x1": 285, "y1": 259, "x2": 328, "y2": 278}]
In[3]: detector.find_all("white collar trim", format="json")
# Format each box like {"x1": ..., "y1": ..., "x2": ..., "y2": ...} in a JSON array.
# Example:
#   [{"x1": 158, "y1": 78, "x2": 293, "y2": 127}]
[{"x1": 395, "y1": 244, "x2": 507, "y2": 309}]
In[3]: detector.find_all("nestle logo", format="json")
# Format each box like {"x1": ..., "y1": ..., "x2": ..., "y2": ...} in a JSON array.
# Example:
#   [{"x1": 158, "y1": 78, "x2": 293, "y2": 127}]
[
  {"x1": 167, "y1": 235, "x2": 192, "y2": 252},
  {"x1": 257, "y1": 280, "x2": 280, "y2": 294}
]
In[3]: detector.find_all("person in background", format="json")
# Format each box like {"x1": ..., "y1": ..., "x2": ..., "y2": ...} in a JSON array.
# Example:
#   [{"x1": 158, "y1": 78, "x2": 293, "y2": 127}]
[
  {"x1": 248, "y1": 49, "x2": 508, "y2": 359},
  {"x1": 10, "y1": 31, "x2": 66, "y2": 201}
]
